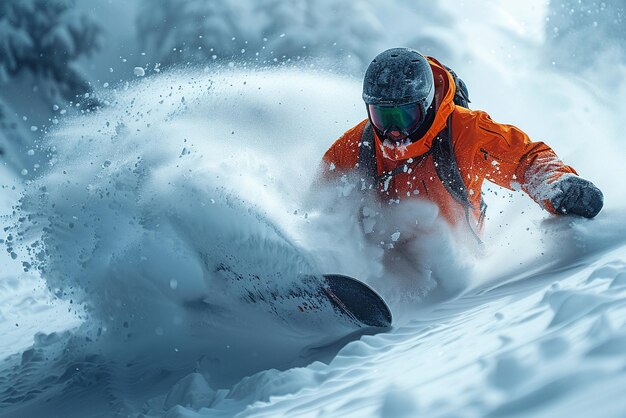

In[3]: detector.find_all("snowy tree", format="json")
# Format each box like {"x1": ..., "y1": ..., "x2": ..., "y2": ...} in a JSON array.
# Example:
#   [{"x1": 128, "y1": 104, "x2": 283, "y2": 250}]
[
  {"x1": 545, "y1": 0, "x2": 626, "y2": 70},
  {"x1": 137, "y1": 0, "x2": 385, "y2": 71},
  {"x1": 0, "y1": 0, "x2": 101, "y2": 104},
  {"x1": 0, "y1": 98, "x2": 25, "y2": 165},
  {"x1": 321, "y1": 2, "x2": 384, "y2": 68},
  {"x1": 0, "y1": 0, "x2": 100, "y2": 170},
  {"x1": 253, "y1": 0, "x2": 384, "y2": 70},
  {"x1": 136, "y1": 0, "x2": 252, "y2": 67}
]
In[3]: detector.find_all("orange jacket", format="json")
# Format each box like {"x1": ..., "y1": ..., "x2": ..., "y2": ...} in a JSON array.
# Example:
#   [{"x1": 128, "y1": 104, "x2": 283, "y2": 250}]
[{"x1": 320, "y1": 57, "x2": 577, "y2": 234}]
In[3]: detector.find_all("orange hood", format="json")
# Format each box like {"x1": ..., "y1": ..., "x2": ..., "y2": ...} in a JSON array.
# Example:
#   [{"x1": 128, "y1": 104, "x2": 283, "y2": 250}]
[{"x1": 374, "y1": 56, "x2": 456, "y2": 162}]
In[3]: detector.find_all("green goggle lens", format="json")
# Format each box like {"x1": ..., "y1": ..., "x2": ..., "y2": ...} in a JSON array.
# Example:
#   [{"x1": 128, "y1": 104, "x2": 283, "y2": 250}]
[{"x1": 367, "y1": 102, "x2": 424, "y2": 136}]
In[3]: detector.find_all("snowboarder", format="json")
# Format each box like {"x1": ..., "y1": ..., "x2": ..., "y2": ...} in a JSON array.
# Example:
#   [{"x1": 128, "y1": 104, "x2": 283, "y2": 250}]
[{"x1": 318, "y1": 48, "x2": 603, "y2": 242}]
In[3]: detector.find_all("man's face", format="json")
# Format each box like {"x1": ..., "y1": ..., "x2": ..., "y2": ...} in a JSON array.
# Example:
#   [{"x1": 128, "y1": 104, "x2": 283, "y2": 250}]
[{"x1": 384, "y1": 128, "x2": 408, "y2": 142}]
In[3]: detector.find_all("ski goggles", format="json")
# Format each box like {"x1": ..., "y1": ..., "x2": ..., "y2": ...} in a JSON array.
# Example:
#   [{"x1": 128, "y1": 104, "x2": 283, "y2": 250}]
[{"x1": 367, "y1": 102, "x2": 425, "y2": 137}]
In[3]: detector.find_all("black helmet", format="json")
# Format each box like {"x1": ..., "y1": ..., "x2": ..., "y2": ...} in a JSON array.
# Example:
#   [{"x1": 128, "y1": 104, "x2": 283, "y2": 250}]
[{"x1": 363, "y1": 48, "x2": 435, "y2": 141}]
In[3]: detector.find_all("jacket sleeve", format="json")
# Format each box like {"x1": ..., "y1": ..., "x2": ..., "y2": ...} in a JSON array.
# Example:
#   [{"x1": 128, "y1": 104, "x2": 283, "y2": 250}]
[
  {"x1": 318, "y1": 121, "x2": 366, "y2": 181},
  {"x1": 308, "y1": 123, "x2": 366, "y2": 211},
  {"x1": 470, "y1": 111, "x2": 577, "y2": 213}
]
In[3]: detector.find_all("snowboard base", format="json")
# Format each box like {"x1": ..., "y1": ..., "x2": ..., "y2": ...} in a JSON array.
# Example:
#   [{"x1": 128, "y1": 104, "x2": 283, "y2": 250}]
[{"x1": 322, "y1": 274, "x2": 392, "y2": 328}]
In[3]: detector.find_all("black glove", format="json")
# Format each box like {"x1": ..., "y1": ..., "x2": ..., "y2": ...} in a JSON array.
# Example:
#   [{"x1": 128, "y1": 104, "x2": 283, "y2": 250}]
[{"x1": 550, "y1": 175, "x2": 603, "y2": 218}]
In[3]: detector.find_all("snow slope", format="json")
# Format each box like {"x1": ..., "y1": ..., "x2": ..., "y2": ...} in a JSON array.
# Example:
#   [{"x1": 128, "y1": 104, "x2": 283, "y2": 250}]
[{"x1": 2, "y1": 2, "x2": 626, "y2": 418}]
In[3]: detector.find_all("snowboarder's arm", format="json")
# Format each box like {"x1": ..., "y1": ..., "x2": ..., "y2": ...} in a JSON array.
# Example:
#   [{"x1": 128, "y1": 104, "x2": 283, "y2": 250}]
[
  {"x1": 470, "y1": 111, "x2": 603, "y2": 217},
  {"x1": 319, "y1": 121, "x2": 367, "y2": 181},
  {"x1": 308, "y1": 122, "x2": 366, "y2": 210}
]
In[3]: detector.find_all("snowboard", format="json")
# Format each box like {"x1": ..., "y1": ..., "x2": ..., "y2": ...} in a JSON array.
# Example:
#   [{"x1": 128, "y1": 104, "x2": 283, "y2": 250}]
[
  {"x1": 197, "y1": 265, "x2": 392, "y2": 332},
  {"x1": 322, "y1": 274, "x2": 392, "y2": 328}
]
